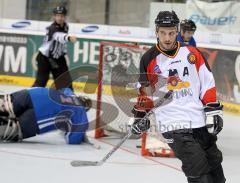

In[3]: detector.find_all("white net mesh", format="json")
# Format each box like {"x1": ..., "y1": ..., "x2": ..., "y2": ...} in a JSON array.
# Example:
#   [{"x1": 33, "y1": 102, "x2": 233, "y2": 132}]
[
  {"x1": 96, "y1": 42, "x2": 147, "y2": 137},
  {"x1": 96, "y1": 41, "x2": 174, "y2": 157}
]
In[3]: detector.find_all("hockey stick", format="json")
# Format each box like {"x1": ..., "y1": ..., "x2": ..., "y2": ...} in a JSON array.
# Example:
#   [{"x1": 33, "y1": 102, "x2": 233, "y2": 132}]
[{"x1": 70, "y1": 90, "x2": 173, "y2": 167}]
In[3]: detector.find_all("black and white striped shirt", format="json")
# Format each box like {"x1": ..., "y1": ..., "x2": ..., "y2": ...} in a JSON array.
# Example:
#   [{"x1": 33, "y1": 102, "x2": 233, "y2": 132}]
[{"x1": 39, "y1": 22, "x2": 69, "y2": 59}]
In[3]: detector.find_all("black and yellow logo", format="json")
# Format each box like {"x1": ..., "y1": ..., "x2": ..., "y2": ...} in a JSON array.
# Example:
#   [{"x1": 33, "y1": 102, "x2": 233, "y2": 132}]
[{"x1": 167, "y1": 76, "x2": 190, "y2": 90}]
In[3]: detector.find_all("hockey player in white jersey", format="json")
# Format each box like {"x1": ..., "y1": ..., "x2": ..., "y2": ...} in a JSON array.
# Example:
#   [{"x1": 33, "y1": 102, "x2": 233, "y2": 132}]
[{"x1": 131, "y1": 11, "x2": 225, "y2": 183}]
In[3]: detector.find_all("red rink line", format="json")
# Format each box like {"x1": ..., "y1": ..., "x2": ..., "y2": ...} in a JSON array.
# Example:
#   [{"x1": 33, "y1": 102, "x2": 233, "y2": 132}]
[
  {"x1": 0, "y1": 139, "x2": 182, "y2": 171},
  {"x1": 97, "y1": 138, "x2": 182, "y2": 172},
  {"x1": 0, "y1": 149, "x2": 73, "y2": 161},
  {"x1": 0, "y1": 149, "x2": 164, "y2": 166}
]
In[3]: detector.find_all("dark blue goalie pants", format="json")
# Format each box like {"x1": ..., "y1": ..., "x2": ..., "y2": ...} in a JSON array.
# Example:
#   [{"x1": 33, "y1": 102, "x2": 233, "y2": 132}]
[{"x1": 11, "y1": 89, "x2": 39, "y2": 139}]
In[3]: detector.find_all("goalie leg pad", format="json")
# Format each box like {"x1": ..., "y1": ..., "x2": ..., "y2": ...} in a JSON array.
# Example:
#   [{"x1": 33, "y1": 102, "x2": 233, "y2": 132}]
[
  {"x1": 0, "y1": 94, "x2": 13, "y2": 117},
  {"x1": 0, "y1": 116, "x2": 22, "y2": 142},
  {"x1": 4, "y1": 94, "x2": 15, "y2": 117},
  {"x1": 0, "y1": 95, "x2": 7, "y2": 116}
]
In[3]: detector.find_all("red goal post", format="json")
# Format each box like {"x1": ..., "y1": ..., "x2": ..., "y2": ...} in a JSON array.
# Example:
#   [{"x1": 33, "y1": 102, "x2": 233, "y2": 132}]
[{"x1": 95, "y1": 41, "x2": 174, "y2": 157}]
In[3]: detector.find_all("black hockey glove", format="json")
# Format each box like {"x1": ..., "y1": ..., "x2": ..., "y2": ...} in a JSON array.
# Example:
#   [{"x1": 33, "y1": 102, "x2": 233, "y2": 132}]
[
  {"x1": 77, "y1": 96, "x2": 92, "y2": 112},
  {"x1": 131, "y1": 107, "x2": 150, "y2": 135},
  {"x1": 204, "y1": 102, "x2": 223, "y2": 135}
]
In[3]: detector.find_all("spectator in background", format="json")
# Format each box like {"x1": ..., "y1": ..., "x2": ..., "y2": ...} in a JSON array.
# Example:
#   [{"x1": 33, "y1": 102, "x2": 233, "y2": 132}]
[
  {"x1": 32, "y1": 6, "x2": 77, "y2": 90},
  {"x1": 177, "y1": 19, "x2": 197, "y2": 47}
]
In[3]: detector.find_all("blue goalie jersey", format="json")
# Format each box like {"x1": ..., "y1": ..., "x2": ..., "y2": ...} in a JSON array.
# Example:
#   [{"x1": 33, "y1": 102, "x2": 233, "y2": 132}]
[{"x1": 28, "y1": 87, "x2": 89, "y2": 144}]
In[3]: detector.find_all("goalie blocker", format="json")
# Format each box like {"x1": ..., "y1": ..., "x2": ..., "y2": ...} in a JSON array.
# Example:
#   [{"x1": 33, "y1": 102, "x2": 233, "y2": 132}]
[{"x1": 0, "y1": 88, "x2": 91, "y2": 144}]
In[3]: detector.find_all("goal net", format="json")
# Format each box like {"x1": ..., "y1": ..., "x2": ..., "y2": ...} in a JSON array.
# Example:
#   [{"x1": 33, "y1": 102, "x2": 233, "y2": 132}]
[{"x1": 95, "y1": 41, "x2": 174, "y2": 157}]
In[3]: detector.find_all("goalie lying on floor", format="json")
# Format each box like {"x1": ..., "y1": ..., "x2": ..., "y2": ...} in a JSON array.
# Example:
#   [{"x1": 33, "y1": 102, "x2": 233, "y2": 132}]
[{"x1": 0, "y1": 87, "x2": 91, "y2": 144}]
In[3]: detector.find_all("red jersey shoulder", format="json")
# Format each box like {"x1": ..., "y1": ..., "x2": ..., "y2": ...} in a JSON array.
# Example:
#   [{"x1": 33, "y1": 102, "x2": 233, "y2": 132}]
[{"x1": 185, "y1": 45, "x2": 209, "y2": 72}]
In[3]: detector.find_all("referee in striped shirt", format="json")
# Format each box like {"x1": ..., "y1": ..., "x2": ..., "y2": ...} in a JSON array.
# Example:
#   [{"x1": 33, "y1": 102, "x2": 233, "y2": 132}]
[{"x1": 32, "y1": 6, "x2": 77, "y2": 89}]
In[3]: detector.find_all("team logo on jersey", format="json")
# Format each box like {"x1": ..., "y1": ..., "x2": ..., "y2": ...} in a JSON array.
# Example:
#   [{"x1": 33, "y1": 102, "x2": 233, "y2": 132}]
[
  {"x1": 187, "y1": 53, "x2": 196, "y2": 64},
  {"x1": 167, "y1": 75, "x2": 193, "y2": 99},
  {"x1": 167, "y1": 75, "x2": 190, "y2": 90},
  {"x1": 154, "y1": 65, "x2": 161, "y2": 74}
]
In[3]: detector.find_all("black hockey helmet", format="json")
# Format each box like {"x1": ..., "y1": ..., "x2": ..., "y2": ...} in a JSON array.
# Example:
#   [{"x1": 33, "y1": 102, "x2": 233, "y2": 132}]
[
  {"x1": 180, "y1": 19, "x2": 196, "y2": 32},
  {"x1": 53, "y1": 6, "x2": 67, "y2": 15},
  {"x1": 155, "y1": 11, "x2": 179, "y2": 30}
]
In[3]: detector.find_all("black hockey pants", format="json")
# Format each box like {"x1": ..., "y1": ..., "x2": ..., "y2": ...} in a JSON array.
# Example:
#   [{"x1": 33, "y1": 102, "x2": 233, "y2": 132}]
[
  {"x1": 32, "y1": 52, "x2": 73, "y2": 90},
  {"x1": 162, "y1": 127, "x2": 226, "y2": 183}
]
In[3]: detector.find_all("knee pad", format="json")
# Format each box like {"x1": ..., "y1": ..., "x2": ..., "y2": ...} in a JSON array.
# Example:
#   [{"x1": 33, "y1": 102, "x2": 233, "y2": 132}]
[
  {"x1": 187, "y1": 174, "x2": 213, "y2": 183},
  {"x1": 206, "y1": 144, "x2": 223, "y2": 169},
  {"x1": 210, "y1": 165, "x2": 226, "y2": 183},
  {"x1": 182, "y1": 149, "x2": 210, "y2": 177}
]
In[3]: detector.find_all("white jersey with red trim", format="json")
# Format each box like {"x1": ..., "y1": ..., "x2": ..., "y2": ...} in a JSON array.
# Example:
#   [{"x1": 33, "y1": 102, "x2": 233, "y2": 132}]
[{"x1": 139, "y1": 42, "x2": 216, "y2": 132}]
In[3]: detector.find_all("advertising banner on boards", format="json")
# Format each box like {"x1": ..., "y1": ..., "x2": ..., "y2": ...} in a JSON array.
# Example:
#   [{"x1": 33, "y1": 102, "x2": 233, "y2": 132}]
[
  {"x1": 0, "y1": 32, "x2": 239, "y2": 110},
  {"x1": 186, "y1": 0, "x2": 240, "y2": 34}
]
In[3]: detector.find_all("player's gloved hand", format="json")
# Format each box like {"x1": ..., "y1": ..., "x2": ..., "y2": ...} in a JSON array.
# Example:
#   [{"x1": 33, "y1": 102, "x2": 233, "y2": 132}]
[
  {"x1": 131, "y1": 106, "x2": 150, "y2": 135},
  {"x1": 77, "y1": 96, "x2": 92, "y2": 111},
  {"x1": 204, "y1": 102, "x2": 223, "y2": 135}
]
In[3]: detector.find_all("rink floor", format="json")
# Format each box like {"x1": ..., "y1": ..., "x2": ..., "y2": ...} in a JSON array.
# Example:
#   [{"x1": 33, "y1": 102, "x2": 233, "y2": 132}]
[{"x1": 0, "y1": 85, "x2": 239, "y2": 183}]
